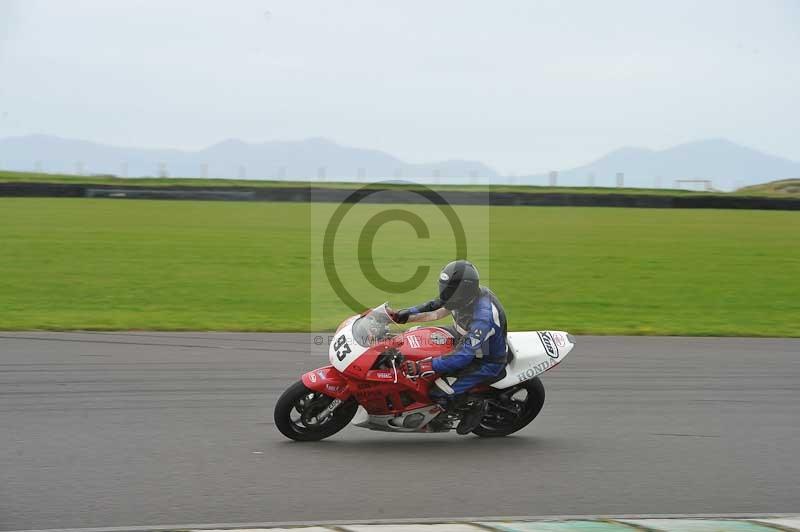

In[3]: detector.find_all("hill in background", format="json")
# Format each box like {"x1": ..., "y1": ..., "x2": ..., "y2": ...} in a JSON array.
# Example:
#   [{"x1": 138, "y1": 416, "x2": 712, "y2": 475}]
[
  {"x1": 1, "y1": 135, "x2": 798, "y2": 191},
  {"x1": 518, "y1": 139, "x2": 800, "y2": 191},
  {"x1": 737, "y1": 178, "x2": 800, "y2": 196},
  {"x1": 0, "y1": 135, "x2": 495, "y2": 182}
]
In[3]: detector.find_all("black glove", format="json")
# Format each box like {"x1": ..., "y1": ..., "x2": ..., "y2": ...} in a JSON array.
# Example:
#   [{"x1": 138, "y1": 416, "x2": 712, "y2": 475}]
[
  {"x1": 388, "y1": 307, "x2": 412, "y2": 324},
  {"x1": 395, "y1": 308, "x2": 412, "y2": 324}
]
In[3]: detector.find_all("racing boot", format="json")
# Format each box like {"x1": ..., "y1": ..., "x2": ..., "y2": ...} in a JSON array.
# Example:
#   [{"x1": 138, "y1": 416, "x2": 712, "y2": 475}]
[
  {"x1": 456, "y1": 398, "x2": 488, "y2": 435},
  {"x1": 426, "y1": 396, "x2": 455, "y2": 432}
]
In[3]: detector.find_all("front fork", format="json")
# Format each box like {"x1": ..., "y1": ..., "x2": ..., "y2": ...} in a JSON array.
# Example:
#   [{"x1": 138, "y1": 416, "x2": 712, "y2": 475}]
[{"x1": 323, "y1": 398, "x2": 343, "y2": 418}]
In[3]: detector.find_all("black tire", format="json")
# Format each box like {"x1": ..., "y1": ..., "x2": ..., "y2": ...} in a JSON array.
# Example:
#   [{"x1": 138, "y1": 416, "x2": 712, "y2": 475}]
[
  {"x1": 274, "y1": 380, "x2": 358, "y2": 441},
  {"x1": 472, "y1": 377, "x2": 546, "y2": 437}
]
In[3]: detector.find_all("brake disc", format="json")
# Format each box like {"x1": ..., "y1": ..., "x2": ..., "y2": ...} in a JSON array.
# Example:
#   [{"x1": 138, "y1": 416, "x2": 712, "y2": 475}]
[{"x1": 300, "y1": 395, "x2": 336, "y2": 427}]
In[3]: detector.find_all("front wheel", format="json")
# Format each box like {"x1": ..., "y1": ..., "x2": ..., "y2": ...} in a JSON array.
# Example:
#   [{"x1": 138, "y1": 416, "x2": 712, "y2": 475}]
[
  {"x1": 472, "y1": 377, "x2": 546, "y2": 437},
  {"x1": 274, "y1": 380, "x2": 358, "y2": 441}
]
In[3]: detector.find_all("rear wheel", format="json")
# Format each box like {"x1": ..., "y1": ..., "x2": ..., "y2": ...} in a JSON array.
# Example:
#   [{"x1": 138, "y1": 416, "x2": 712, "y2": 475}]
[
  {"x1": 274, "y1": 380, "x2": 358, "y2": 441},
  {"x1": 472, "y1": 377, "x2": 545, "y2": 437}
]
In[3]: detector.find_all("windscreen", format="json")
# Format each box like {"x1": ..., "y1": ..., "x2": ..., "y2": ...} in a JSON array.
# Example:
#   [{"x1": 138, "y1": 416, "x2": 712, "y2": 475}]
[{"x1": 351, "y1": 304, "x2": 393, "y2": 347}]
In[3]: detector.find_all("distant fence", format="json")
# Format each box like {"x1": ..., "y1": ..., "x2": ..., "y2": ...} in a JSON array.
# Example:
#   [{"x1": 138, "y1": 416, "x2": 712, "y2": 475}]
[{"x1": 0, "y1": 182, "x2": 798, "y2": 210}]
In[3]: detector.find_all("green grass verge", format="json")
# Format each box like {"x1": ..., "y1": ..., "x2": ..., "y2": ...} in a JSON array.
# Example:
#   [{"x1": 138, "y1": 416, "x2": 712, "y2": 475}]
[
  {"x1": 0, "y1": 198, "x2": 798, "y2": 335},
  {"x1": 736, "y1": 178, "x2": 800, "y2": 197}
]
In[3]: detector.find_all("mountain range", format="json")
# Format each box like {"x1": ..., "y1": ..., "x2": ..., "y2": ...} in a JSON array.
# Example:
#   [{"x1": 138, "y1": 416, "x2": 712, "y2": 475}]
[
  {"x1": 521, "y1": 139, "x2": 800, "y2": 190},
  {"x1": 1, "y1": 134, "x2": 798, "y2": 191},
  {"x1": 0, "y1": 135, "x2": 495, "y2": 182}
]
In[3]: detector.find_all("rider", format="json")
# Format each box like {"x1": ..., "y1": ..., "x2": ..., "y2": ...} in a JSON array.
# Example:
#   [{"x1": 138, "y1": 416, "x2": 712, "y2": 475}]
[{"x1": 390, "y1": 260, "x2": 508, "y2": 435}]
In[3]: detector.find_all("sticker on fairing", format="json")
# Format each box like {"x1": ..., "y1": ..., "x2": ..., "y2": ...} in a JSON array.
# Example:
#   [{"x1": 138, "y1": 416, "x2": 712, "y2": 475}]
[
  {"x1": 329, "y1": 320, "x2": 370, "y2": 372},
  {"x1": 537, "y1": 331, "x2": 559, "y2": 359},
  {"x1": 332, "y1": 334, "x2": 352, "y2": 362},
  {"x1": 429, "y1": 332, "x2": 448, "y2": 345},
  {"x1": 552, "y1": 332, "x2": 567, "y2": 348}
]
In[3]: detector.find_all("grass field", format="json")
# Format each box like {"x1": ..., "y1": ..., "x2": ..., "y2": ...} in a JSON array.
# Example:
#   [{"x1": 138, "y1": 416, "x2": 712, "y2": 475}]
[{"x1": 0, "y1": 198, "x2": 798, "y2": 335}]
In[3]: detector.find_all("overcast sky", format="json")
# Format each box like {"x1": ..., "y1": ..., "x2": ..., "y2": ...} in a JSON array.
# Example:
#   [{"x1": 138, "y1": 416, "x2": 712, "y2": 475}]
[{"x1": 0, "y1": 0, "x2": 798, "y2": 173}]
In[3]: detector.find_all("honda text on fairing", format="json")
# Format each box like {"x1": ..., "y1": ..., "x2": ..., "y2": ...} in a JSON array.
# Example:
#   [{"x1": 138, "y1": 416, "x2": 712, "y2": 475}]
[{"x1": 274, "y1": 303, "x2": 575, "y2": 441}]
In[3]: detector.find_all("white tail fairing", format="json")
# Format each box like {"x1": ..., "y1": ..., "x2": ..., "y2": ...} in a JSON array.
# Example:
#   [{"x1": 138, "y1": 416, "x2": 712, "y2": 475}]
[{"x1": 490, "y1": 331, "x2": 574, "y2": 389}]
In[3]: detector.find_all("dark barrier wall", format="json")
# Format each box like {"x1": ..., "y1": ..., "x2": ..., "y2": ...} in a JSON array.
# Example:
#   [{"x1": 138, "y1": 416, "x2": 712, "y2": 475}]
[
  {"x1": 0, "y1": 182, "x2": 87, "y2": 198},
  {"x1": 1, "y1": 182, "x2": 799, "y2": 210}
]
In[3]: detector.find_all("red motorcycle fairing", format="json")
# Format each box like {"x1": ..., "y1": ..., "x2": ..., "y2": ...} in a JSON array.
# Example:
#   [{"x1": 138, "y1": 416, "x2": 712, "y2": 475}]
[
  {"x1": 348, "y1": 326, "x2": 459, "y2": 416},
  {"x1": 301, "y1": 366, "x2": 352, "y2": 401},
  {"x1": 395, "y1": 326, "x2": 456, "y2": 359},
  {"x1": 349, "y1": 379, "x2": 433, "y2": 415},
  {"x1": 305, "y1": 326, "x2": 458, "y2": 417},
  {"x1": 338, "y1": 326, "x2": 456, "y2": 380},
  {"x1": 302, "y1": 364, "x2": 433, "y2": 415}
]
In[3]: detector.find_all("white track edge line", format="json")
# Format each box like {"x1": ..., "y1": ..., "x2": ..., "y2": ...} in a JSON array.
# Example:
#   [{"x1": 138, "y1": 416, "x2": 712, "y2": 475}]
[{"x1": 4, "y1": 513, "x2": 800, "y2": 532}]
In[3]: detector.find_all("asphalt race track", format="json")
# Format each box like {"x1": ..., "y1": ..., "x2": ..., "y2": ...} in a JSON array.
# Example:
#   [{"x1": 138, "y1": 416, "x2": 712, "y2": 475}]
[{"x1": 1, "y1": 332, "x2": 798, "y2": 530}]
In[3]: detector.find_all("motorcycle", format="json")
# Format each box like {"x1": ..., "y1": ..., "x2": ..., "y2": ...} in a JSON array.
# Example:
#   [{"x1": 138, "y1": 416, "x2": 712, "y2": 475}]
[{"x1": 274, "y1": 303, "x2": 575, "y2": 441}]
